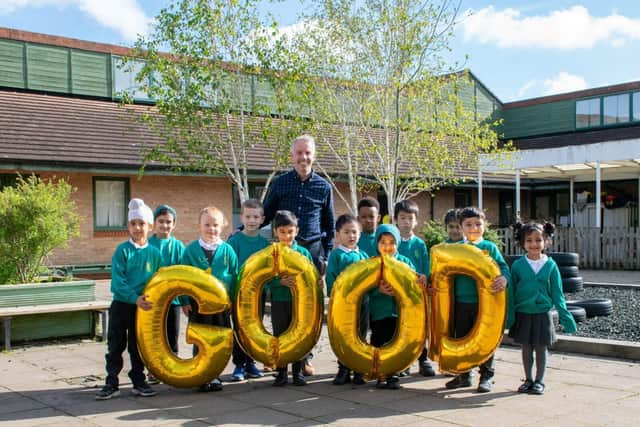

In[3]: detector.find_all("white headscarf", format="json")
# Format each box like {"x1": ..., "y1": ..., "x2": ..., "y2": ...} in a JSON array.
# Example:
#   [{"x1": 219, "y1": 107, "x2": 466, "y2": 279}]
[{"x1": 127, "y1": 198, "x2": 154, "y2": 225}]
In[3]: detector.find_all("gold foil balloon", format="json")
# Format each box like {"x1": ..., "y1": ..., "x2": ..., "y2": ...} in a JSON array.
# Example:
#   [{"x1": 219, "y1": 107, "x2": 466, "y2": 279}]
[
  {"x1": 136, "y1": 265, "x2": 233, "y2": 388},
  {"x1": 328, "y1": 256, "x2": 426, "y2": 379},
  {"x1": 428, "y1": 244, "x2": 505, "y2": 374},
  {"x1": 234, "y1": 243, "x2": 322, "y2": 369}
]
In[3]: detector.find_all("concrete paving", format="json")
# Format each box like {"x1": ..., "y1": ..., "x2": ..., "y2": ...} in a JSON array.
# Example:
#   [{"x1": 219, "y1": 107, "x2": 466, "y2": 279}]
[
  {"x1": 1, "y1": 272, "x2": 638, "y2": 426},
  {"x1": 2, "y1": 315, "x2": 640, "y2": 425}
]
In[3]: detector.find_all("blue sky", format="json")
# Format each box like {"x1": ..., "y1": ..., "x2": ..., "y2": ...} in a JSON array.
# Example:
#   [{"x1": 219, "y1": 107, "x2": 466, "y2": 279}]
[{"x1": 1, "y1": 1, "x2": 639, "y2": 102}]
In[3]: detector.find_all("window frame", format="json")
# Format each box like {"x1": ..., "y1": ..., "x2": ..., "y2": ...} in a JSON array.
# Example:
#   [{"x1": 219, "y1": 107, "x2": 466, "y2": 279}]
[
  {"x1": 602, "y1": 93, "x2": 630, "y2": 125},
  {"x1": 93, "y1": 176, "x2": 130, "y2": 231},
  {"x1": 575, "y1": 97, "x2": 601, "y2": 129}
]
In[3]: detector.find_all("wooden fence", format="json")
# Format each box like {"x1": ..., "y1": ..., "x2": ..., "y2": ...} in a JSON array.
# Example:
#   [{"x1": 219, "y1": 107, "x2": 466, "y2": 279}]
[{"x1": 496, "y1": 227, "x2": 640, "y2": 270}]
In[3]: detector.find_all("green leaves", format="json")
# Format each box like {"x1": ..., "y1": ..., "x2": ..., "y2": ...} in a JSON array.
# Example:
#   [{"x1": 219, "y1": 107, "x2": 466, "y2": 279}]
[{"x1": 0, "y1": 175, "x2": 80, "y2": 284}]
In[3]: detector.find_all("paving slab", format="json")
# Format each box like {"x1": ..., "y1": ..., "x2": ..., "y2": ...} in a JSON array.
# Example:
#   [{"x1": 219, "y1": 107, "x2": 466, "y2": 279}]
[{"x1": 2, "y1": 277, "x2": 640, "y2": 426}]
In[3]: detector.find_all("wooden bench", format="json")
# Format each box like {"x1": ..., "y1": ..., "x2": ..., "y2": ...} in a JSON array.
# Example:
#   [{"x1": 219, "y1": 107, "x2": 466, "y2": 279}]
[{"x1": 0, "y1": 300, "x2": 111, "y2": 351}]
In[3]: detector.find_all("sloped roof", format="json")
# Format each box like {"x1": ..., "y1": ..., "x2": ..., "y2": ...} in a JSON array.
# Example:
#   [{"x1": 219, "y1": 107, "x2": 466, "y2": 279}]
[
  {"x1": 0, "y1": 89, "x2": 507, "y2": 185},
  {"x1": 0, "y1": 89, "x2": 278, "y2": 173}
]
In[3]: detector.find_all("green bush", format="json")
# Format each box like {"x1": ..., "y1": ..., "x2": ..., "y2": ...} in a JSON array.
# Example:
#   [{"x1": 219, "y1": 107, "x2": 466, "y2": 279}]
[
  {"x1": 420, "y1": 219, "x2": 504, "y2": 251},
  {"x1": 0, "y1": 175, "x2": 80, "y2": 284}
]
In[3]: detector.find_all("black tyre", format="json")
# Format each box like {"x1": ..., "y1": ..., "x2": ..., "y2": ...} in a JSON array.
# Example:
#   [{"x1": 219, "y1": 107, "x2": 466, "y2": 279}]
[
  {"x1": 505, "y1": 255, "x2": 522, "y2": 267},
  {"x1": 565, "y1": 304, "x2": 587, "y2": 323},
  {"x1": 562, "y1": 276, "x2": 584, "y2": 293},
  {"x1": 565, "y1": 298, "x2": 613, "y2": 318},
  {"x1": 558, "y1": 265, "x2": 579, "y2": 278},
  {"x1": 548, "y1": 252, "x2": 579, "y2": 267}
]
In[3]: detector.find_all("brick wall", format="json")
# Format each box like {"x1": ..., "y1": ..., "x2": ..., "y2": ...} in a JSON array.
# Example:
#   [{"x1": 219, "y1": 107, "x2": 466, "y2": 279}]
[
  {"x1": 37, "y1": 172, "x2": 232, "y2": 265},
  {"x1": 11, "y1": 169, "x2": 501, "y2": 266}
]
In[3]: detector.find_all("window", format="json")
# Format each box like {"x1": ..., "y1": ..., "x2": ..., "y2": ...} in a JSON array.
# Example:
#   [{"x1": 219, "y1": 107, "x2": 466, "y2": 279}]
[
  {"x1": 603, "y1": 94, "x2": 629, "y2": 125},
  {"x1": 454, "y1": 189, "x2": 471, "y2": 208},
  {"x1": 231, "y1": 182, "x2": 267, "y2": 228},
  {"x1": 576, "y1": 98, "x2": 600, "y2": 128},
  {"x1": 113, "y1": 56, "x2": 151, "y2": 101},
  {"x1": 93, "y1": 177, "x2": 129, "y2": 230},
  {"x1": 0, "y1": 173, "x2": 18, "y2": 189},
  {"x1": 634, "y1": 92, "x2": 640, "y2": 121}
]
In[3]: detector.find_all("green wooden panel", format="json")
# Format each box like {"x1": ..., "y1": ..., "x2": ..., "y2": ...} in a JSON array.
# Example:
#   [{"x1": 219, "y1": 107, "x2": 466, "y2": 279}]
[
  {"x1": 0, "y1": 40, "x2": 25, "y2": 88},
  {"x1": 26, "y1": 44, "x2": 69, "y2": 93},
  {"x1": 476, "y1": 84, "x2": 498, "y2": 122},
  {"x1": 71, "y1": 50, "x2": 110, "y2": 97},
  {"x1": 457, "y1": 79, "x2": 475, "y2": 112},
  {"x1": 502, "y1": 99, "x2": 575, "y2": 138},
  {"x1": 0, "y1": 280, "x2": 96, "y2": 308},
  {"x1": 1, "y1": 311, "x2": 93, "y2": 343}
]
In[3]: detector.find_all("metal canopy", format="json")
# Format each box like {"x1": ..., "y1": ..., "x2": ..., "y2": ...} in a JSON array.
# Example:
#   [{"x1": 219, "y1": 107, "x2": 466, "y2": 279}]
[{"x1": 478, "y1": 139, "x2": 640, "y2": 227}]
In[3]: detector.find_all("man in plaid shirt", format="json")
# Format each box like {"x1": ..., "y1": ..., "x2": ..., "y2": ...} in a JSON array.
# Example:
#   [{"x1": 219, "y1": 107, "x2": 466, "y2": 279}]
[{"x1": 263, "y1": 134, "x2": 335, "y2": 273}]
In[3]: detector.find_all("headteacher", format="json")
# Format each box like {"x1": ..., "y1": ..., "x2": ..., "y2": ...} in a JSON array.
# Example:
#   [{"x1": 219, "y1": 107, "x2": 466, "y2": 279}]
[{"x1": 263, "y1": 134, "x2": 335, "y2": 274}]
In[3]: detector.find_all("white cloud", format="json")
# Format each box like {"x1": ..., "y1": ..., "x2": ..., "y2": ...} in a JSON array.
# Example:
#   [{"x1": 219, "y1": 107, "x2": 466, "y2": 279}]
[
  {"x1": 0, "y1": 0, "x2": 150, "y2": 41},
  {"x1": 461, "y1": 5, "x2": 640, "y2": 49},
  {"x1": 516, "y1": 79, "x2": 538, "y2": 99},
  {"x1": 542, "y1": 72, "x2": 588, "y2": 95}
]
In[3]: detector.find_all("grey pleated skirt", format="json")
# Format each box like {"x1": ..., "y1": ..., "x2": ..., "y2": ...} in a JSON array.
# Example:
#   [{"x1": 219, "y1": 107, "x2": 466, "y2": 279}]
[{"x1": 508, "y1": 311, "x2": 556, "y2": 346}]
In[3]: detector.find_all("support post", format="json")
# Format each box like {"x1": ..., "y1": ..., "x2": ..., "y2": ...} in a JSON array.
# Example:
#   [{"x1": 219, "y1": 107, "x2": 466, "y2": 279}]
[
  {"x1": 595, "y1": 161, "x2": 601, "y2": 228},
  {"x1": 3, "y1": 317, "x2": 11, "y2": 351},
  {"x1": 515, "y1": 169, "x2": 521, "y2": 222},
  {"x1": 570, "y1": 177, "x2": 574, "y2": 228},
  {"x1": 478, "y1": 170, "x2": 483, "y2": 211}
]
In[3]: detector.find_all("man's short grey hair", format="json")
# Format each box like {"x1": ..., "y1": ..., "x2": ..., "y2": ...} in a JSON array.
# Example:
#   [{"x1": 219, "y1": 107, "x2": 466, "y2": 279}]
[{"x1": 292, "y1": 134, "x2": 316, "y2": 152}]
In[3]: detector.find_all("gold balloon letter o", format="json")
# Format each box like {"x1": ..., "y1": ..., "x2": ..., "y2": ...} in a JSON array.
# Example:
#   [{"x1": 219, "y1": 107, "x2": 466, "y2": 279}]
[
  {"x1": 234, "y1": 243, "x2": 322, "y2": 368},
  {"x1": 136, "y1": 265, "x2": 233, "y2": 388},
  {"x1": 428, "y1": 244, "x2": 506, "y2": 374},
  {"x1": 327, "y1": 256, "x2": 426, "y2": 379}
]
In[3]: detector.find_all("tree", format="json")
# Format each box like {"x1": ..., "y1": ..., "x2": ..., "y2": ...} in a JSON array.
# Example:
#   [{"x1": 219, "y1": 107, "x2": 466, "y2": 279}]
[
  {"x1": 0, "y1": 175, "x2": 80, "y2": 284},
  {"x1": 123, "y1": 0, "x2": 302, "y2": 202},
  {"x1": 290, "y1": 0, "x2": 507, "y2": 215}
]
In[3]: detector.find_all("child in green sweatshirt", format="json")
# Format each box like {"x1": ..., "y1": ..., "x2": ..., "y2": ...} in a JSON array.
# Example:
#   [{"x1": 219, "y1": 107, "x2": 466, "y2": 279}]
[
  {"x1": 446, "y1": 207, "x2": 510, "y2": 393},
  {"x1": 394, "y1": 199, "x2": 435, "y2": 377},
  {"x1": 227, "y1": 199, "x2": 270, "y2": 381},
  {"x1": 326, "y1": 214, "x2": 369, "y2": 386},
  {"x1": 180, "y1": 206, "x2": 238, "y2": 392},
  {"x1": 96, "y1": 198, "x2": 162, "y2": 401}
]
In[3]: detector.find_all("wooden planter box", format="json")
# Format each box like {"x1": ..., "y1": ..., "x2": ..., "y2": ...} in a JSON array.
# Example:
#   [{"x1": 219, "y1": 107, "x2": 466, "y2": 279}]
[{"x1": 0, "y1": 280, "x2": 97, "y2": 344}]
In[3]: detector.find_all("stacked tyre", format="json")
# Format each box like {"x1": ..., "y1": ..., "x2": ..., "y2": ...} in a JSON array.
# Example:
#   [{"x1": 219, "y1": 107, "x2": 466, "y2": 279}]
[
  {"x1": 565, "y1": 298, "x2": 613, "y2": 318},
  {"x1": 548, "y1": 252, "x2": 583, "y2": 293}
]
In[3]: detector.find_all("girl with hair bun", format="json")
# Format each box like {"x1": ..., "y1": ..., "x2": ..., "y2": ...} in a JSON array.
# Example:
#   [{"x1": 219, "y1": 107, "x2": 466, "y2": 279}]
[{"x1": 507, "y1": 222, "x2": 576, "y2": 395}]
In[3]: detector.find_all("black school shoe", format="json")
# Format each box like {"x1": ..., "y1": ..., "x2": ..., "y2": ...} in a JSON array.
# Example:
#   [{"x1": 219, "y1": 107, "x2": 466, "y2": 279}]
[
  {"x1": 132, "y1": 382, "x2": 157, "y2": 397},
  {"x1": 273, "y1": 369, "x2": 288, "y2": 387},
  {"x1": 293, "y1": 372, "x2": 307, "y2": 386},
  {"x1": 198, "y1": 378, "x2": 223, "y2": 392},
  {"x1": 518, "y1": 379, "x2": 534, "y2": 393},
  {"x1": 352, "y1": 373, "x2": 366, "y2": 385},
  {"x1": 375, "y1": 375, "x2": 400, "y2": 390},
  {"x1": 477, "y1": 377, "x2": 492, "y2": 393},
  {"x1": 95, "y1": 384, "x2": 120, "y2": 400},
  {"x1": 445, "y1": 374, "x2": 472, "y2": 389},
  {"x1": 332, "y1": 367, "x2": 351, "y2": 385},
  {"x1": 419, "y1": 360, "x2": 437, "y2": 377},
  {"x1": 529, "y1": 381, "x2": 545, "y2": 395}
]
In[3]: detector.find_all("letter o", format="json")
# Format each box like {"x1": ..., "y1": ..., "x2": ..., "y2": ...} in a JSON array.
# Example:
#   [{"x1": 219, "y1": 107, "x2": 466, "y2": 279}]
[
  {"x1": 428, "y1": 244, "x2": 506, "y2": 373},
  {"x1": 327, "y1": 256, "x2": 426, "y2": 379},
  {"x1": 234, "y1": 243, "x2": 322, "y2": 368},
  {"x1": 136, "y1": 265, "x2": 233, "y2": 388}
]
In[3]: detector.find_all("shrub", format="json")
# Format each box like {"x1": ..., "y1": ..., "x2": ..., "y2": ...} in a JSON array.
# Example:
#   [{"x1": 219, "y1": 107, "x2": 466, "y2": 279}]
[
  {"x1": 420, "y1": 219, "x2": 504, "y2": 251},
  {"x1": 0, "y1": 175, "x2": 80, "y2": 284}
]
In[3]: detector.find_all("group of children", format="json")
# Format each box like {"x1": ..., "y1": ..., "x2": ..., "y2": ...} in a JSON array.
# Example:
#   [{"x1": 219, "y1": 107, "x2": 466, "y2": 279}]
[{"x1": 97, "y1": 195, "x2": 576, "y2": 400}]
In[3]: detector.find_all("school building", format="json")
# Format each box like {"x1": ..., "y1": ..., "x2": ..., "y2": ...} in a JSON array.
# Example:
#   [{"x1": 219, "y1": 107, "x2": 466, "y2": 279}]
[{"x1": 0, "y1": 28, "x2": 638, "y2": 270}]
